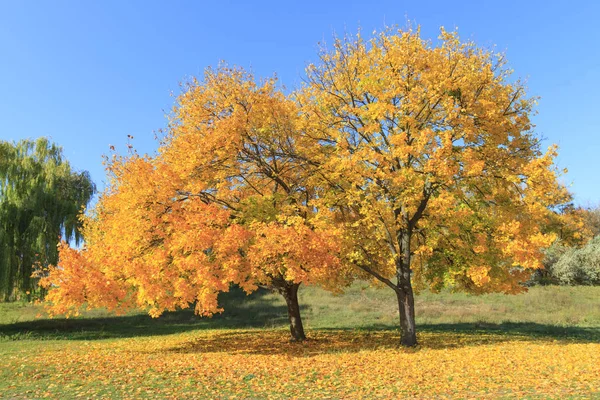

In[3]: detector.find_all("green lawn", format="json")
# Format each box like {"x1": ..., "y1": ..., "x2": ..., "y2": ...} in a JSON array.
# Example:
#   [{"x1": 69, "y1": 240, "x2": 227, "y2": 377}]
[{"x1": 2, "y1": 284, "x2": 598, "y2": 341}]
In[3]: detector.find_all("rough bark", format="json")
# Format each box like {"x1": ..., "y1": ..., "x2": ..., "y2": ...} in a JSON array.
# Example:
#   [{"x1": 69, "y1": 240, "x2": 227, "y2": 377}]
[
  {"x1": 396, "y1": 229, "x2": 418, "y2": 347},
  {"x1": 396, "y1": 278, "x2": 417, "y2": 347},
  {"x1": 276, "y1": 281, "x2": 306, "y2": 341}
]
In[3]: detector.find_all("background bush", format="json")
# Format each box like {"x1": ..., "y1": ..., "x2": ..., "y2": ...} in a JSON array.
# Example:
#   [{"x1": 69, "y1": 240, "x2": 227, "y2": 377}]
[{"x1": 551, "y1": 236, "x2": 600, "y2": 285}]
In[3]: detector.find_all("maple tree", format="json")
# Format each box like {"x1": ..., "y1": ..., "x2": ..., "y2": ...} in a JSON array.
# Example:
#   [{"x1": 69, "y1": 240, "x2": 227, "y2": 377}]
[
  {"x1": 41, "y1": 67, "x2": 347, "y2": 341},
  {"x1": 298, "y1": 27, "x2": 577, "y2": 346}
]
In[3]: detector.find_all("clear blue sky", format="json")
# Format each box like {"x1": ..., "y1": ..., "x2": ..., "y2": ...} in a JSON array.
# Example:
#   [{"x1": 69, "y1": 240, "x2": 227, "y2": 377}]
[{"x1": 1, "y1": 0, "x2": 598, "y2": 205}]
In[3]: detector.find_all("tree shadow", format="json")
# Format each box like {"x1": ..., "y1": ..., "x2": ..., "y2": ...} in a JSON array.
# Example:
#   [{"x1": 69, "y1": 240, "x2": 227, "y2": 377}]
[
  {"x1": 163, "y1": 322, "x2": 600, "y2": 357},
  {"x1": 419, "y1": 321, "x2": 600, "y2": 344},
  {"x1": 2, "y1": 285, "x2": 598, "y2": 353},
  {"x1": 0, "y1": 287, "x2": 298, "y2": 341}
]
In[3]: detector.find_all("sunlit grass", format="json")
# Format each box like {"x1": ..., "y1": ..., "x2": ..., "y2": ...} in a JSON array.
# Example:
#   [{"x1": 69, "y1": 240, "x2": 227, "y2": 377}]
[{"x1": 1, "y1": 284, "x2": 599, "y2": 398}]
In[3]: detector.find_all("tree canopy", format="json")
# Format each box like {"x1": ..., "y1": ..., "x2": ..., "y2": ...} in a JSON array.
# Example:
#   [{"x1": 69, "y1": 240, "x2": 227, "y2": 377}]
[
  {"x1": 0, "y1": 138, "x2": 95, "y2": 300},
  {"x1": 298, "y1": 27, "x2": 578, "y2": 345},
  {"x1": 41, "y1": 68, "x2": 348, "y2": 341}
]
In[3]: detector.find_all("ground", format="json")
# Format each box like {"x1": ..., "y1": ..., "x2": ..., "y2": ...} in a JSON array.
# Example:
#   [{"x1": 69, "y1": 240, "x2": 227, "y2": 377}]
[{"x1": 1, "y1": 284, "x2": 599, "y2": 399}]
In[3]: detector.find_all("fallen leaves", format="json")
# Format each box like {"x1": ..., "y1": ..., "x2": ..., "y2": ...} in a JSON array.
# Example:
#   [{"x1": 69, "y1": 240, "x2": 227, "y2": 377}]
[{"x1": 1, "y1": 329, "x2": 599, "y2": 398}]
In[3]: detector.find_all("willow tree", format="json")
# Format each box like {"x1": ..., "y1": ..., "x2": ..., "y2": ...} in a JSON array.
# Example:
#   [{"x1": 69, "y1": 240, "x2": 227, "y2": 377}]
[
  {"x1": 42, "y1": 67, "x2": 347, "y2": 341},
  {"x1": 300, "y1": 28, "x2": 574, "y2": 346},
  {"x1": 0, "y1": 138, "x2": 95, "y2": 300}
]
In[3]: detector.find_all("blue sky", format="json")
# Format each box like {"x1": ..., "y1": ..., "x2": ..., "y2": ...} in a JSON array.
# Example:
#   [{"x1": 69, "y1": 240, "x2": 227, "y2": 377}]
[{"x1": 1, "y1": 0, "x2": 598, "y2": 205}]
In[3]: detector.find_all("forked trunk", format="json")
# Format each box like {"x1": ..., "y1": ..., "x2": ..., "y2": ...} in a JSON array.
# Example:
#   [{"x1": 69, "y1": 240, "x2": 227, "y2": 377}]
[{"x1": 280, "y1": 282, "x2": 306, "y2": 341}]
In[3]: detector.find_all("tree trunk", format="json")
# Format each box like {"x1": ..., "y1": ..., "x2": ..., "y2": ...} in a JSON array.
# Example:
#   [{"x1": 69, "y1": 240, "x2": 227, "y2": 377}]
[
  {"x1": 396, "y1": 229, "x2": 417, "y2": 347},
  {"x1": 280, "y1": 282, "x2": 306, "y2": 342},
  {"x1": 396, "y1": 282, "x2": 417, "y2": 347}
]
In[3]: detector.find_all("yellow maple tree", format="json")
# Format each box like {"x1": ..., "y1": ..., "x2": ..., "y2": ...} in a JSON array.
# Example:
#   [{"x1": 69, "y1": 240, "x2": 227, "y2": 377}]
[{"x1": 298, "y1": 27, "x2": 578, "y2": 346}]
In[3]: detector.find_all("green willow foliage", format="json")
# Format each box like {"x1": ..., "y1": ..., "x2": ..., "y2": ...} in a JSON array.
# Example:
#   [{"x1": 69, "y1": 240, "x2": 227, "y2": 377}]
[{"x1": 0, "y1": 138, "x2": 95, "y2": 300}]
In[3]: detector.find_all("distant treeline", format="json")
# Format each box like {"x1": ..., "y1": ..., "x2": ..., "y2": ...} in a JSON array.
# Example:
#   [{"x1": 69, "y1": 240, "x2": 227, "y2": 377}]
[{"x1": 532, "y1": 208, "x2": 600, "y2": 286}]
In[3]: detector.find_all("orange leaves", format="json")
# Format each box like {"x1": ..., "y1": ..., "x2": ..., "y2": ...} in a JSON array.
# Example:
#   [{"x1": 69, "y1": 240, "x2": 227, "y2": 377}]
[
  {"x1": 246, "y1": 222, "x2": 343, "y2": 289},
  {"x1": 467, "y1": 265, "x2": 492, "y2": 286},
  {"x1": 42, "y1": 65, "x2": 352, "y2": 322},
  {"x1": 40, "y1": 242, "x2": 133, "y2": 317},
  {"x1": 4, "y1": 329, "x2": 600, "y2": 398}
]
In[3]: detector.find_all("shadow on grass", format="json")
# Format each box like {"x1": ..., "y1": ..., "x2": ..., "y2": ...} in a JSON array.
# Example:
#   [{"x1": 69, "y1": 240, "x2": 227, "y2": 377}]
[
  {"x1": 356, "y1": 321, "x2": 600, "y2": 342},
  {"x1": 419, "y1": 321, "x2": 600, "y2": 343},
  {"x1": 2, "y1": 285, "x2": 598, "y2": 351},
  {"x1": 165, "y1": 321, "x2": 600, "y2": 356},
  {"x1": 0, "y1": 287, "x2": 297, "y2": 341}
]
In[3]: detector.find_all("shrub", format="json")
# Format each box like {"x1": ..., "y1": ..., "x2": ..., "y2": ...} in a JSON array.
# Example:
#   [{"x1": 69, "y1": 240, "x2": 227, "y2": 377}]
[{"x1": 551, "y1": 236, "x2": 600, "y2": 285}]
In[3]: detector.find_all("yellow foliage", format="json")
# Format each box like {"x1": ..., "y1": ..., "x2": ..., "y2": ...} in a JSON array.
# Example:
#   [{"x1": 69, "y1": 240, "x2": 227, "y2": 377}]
[{"x1": 299, "y1": 26, "x2": 574, "y2": 297}]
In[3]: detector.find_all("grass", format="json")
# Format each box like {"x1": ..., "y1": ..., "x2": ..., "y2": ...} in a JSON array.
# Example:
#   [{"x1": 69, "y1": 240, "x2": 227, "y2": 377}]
[
  {"x1": 2, "y1": 284, "x2": 598, "y2": 341},
  {"x1": 1, "y1": 284, "x2": 599, "y2": 398}
]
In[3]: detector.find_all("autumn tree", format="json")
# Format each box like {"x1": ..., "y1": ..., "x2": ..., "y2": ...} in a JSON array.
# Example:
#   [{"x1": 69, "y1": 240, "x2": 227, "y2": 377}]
[
  {"x1": 531, "y1": 204, "x2": 597, "y2": 285},
  {"x1": 299, "y1": 28, "x2": 575, "y2": 346},
  {"x1": 41, "y1": 67, "x2": 347, "y2": 341},
  {"x1": 0, "y1": 138, "x2": 95, "y2": 300},
  {"x1": 581, "y1": 205, "x2": 600, "y2": 238}
]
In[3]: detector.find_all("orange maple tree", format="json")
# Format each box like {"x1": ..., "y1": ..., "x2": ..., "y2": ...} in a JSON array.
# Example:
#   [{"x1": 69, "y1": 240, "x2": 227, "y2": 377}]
[
  {"x1": 298, "y1": 27, "x2": 580, "y2": 346},
  {"x1": 41, "y1": 67, "x2": 348, "y2": 341}
]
